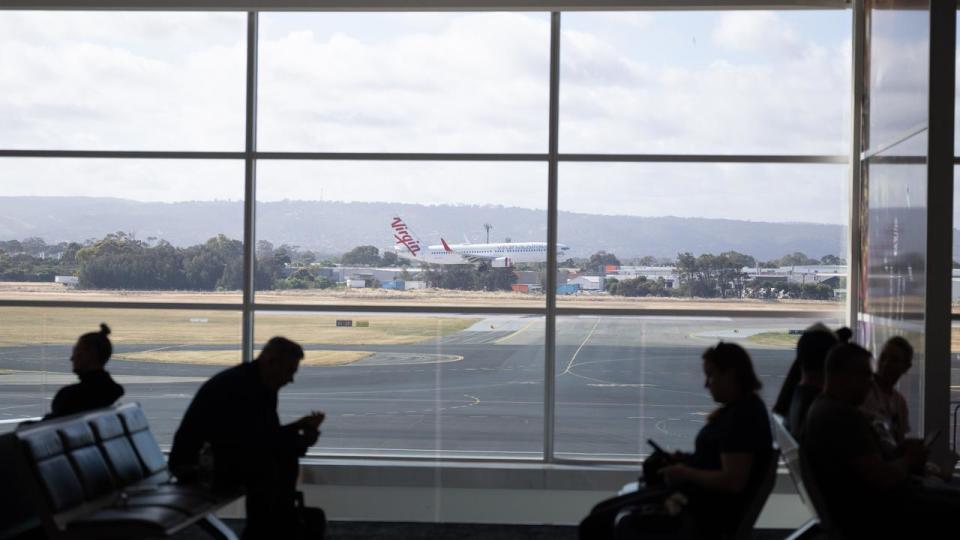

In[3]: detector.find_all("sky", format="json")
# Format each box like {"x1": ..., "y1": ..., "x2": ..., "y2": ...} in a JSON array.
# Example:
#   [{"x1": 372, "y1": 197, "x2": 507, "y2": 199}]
[{"x1": 0, "y1": 9, "x2": 950, "y2": 226}]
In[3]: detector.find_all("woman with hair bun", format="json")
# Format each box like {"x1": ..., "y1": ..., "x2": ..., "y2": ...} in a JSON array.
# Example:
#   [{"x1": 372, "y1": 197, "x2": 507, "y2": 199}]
[{"x1": 46, "y1": 323, "x2": 124, "y2": 419}]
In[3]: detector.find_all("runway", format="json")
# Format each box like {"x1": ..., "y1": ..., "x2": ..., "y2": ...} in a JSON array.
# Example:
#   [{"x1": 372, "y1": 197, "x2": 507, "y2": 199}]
[{"x1": 1, "y1": 315, "x2": 954, "y2": 460}]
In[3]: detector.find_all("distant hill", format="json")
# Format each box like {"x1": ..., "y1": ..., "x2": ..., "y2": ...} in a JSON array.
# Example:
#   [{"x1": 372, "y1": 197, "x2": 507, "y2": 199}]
[{"x1": 0, "y1": 196, "x2": 922, "y2": 261}]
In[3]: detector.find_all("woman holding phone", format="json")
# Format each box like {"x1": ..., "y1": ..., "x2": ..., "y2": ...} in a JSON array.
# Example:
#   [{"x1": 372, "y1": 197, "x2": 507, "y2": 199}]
[{"x1": 579, "y1": 342, "x2": 773, "y2": 540}]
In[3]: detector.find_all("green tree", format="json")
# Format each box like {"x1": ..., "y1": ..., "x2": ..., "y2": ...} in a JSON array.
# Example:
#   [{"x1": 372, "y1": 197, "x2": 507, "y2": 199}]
[
  {"x1": 585, "y1": 251, "x2": 621, "y2": 272},
  {"x1": 381, "y1": 250, "x2": 399, "y2": 266},
  {"x1": 342, "y1": 245, "x2": 382, "y2": 266},
  {"x1": 778, "y1": 252, "x2": 820, "y2": 266}
]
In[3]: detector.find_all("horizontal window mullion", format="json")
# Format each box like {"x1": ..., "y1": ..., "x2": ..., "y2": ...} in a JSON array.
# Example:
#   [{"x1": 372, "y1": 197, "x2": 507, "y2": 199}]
[
  {"x1": 0, "y1": 1, "x2": 853, "y2": 12},
  {"x1": 559, "y1": 154, "x2": 849, "y2": 164},
  {"x1": 0, "y1": 150, "x2": 852, "y2": 165},
  {"x1": 0, "y1": 299, "x2": 243, "y2": 311},
  {"x1": 255, "y1": 152, "x2": 548, "y2": 161},
  {"x1": 0, "y1": 150, "x2": 246, "y2": 160}
]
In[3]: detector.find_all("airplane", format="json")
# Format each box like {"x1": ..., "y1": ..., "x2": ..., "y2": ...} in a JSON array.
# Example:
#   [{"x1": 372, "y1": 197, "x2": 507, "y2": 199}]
[{"x1": 390, "y1": 216, "x2": 569, "y2": 268}]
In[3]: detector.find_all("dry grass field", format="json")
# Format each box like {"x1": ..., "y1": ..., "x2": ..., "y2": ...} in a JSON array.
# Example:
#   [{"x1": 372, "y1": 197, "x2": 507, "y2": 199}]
[{"x1": 0, "y1": 303, "x2": 477, "y2": 349}]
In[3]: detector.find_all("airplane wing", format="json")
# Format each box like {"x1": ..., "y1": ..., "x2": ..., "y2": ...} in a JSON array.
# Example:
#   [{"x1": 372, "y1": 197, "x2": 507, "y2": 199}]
[
  {"x1": 462, "y1": 253, "x2": 495, "y2": 264},
  {"x1": 441, "y1": 238, "x2": 494, "y2": 265}
]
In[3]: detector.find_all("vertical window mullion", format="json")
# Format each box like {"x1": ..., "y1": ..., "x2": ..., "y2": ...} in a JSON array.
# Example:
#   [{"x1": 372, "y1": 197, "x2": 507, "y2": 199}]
[
  {"x1": 242, "y1": 11, "x2": 259, "y2": 363},
  {"x1": 544, "y1": 10, "x2": 561, "y2": 464}
]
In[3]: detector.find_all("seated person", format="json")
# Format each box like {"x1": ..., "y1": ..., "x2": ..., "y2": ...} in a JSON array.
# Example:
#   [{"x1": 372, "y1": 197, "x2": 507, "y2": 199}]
[
  {"x1": 772, "y1": 323, "x2": 842, "y2": 417},
  {"x1": 169, "y1": 337, "x2": 325, "y2": 540},
  {"x1": 802, "y1": 343, "x2": 938, "y2": 538},
  {"x1": 45, "y1": 323, "x2": 124, "y2": 419},
  {"x1": 580, "y1": 343, "x2": 773, "y2": 540},
  {"x1": 786, "y1": 326, "x2": 838, "y2": 440},
  {"x1": 861, "y1": 336, "x2": 913, "y2": 456}
]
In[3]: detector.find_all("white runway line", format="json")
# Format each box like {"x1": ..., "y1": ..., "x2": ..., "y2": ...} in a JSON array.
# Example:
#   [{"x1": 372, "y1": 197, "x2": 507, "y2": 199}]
[
  {"x1": 562, "y1": 317, "x2": 601, "y2": 376},
  {"x1": 0, "y1": 417, "x2": 40, "y2": 424}
]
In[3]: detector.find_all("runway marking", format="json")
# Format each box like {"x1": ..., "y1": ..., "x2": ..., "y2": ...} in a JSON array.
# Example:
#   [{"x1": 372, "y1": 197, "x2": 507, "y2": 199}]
[
  {"x1": 627, "y1": 416, "x2": 655, "y2": 420},
  {"x1": 0, "y1": 403, "x2": 40, "y2": 411},
  {"x1": 494, "y1": 319, "x2": 537, "y2": 344},
  {"x1": 562, "y1": 317, "x2": 601, "y2": 376},
  {"x1": 655, "y1": 417, "x2": 682, "y2": 435},
  {"x1": 588, "y1": 383, "x2": 653, "y2": 388},
  {"x1": 0, "y1": 417, "x2": 40, "y2": 424}
]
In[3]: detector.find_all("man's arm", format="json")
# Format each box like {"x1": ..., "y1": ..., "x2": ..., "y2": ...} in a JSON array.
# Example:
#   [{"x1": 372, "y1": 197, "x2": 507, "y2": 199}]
[{"x1": 850, "y1": 442, "x2": 926, "y2": 490}]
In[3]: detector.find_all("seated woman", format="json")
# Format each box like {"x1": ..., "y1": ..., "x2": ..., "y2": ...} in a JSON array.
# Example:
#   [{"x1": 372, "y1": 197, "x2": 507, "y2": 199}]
[
  {"x1": 45, "y1": 323, "x2": 124, "y2": 419},
  {"x1": 579, "y1": 342, "x2": 772, "y2": 540}
]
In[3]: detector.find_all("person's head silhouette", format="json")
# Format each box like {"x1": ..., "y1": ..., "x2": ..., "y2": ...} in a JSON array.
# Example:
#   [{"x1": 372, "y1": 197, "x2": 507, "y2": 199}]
[
  {"x1": 70, "y1": 323, "x2": 112, "y2": 375},
  {"x1": 824, "y1": 343, "x2": 873, "y2": 406},
  {"x1": 257, "y1": 336, "x2": 305, "y2": 391}
]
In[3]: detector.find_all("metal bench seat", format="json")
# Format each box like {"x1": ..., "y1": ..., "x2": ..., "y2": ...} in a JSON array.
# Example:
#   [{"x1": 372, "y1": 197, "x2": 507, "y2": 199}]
[{"x1": 13, "y1": 403, "x2": 241, "y2": 540}]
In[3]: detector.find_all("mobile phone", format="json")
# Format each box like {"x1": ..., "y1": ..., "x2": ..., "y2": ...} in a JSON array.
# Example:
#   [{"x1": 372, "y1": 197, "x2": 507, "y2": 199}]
[
  {"x1": 923, "y1": 429, "x2": 941, "y2": 448},
  {"x1": 647, "y1": 439, "x2": 666, "y2": 454}
]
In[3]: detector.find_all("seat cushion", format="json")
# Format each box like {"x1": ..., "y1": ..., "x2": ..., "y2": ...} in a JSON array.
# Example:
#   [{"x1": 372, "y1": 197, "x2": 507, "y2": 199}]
[
  {"x1": 118, "y1": 408, "x2": 168, "y2": 477},
  {"x1": 100, "y1": 437, "x2": 147, "y2": 486},
  {"x1": 130, "y1": 431, "x2": 168, "y2": 477},
  {"x1": 89, "y1": 414, "x2": 126, "y2": 441},
  {"x1": 69, "y1": 505, "x2": 194, "y2": 537},
  {"x1": 36, "y1": 455, "x2": 86, "y2": 513},
  {"x1": 21, "y1": 430, "x2": 64, "y2": 461},
  {"x1": 90, "y1": 414, "x2": 147, "y2": 486},
  {"x1": 118, "y1": 491, "x2": 218, "y2": 514},
  {"x1": 58, "y1": 425, "x2": 116, "y2": 500},
  {"x1": 58, "y1": 423, "x2": 97, "y2": 450}
]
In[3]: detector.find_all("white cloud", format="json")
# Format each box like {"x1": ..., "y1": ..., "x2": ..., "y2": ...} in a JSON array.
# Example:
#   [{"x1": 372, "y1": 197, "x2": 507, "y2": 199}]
[
  {"x1": 712, "y1": 11, "x2": 802, "y2": 55},
  {"x1": 0, "y1": 11, "x2": 859, "y2": 226}
]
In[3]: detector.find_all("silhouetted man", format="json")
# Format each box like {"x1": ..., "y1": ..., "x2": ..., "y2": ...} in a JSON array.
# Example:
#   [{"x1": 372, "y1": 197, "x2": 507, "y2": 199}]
[
  {"x1": 170, "y1": 337, "x2": 324, "y2": 539},
  {"x1": 862, "y1": 336, "x2": 913, "y2": 455}
]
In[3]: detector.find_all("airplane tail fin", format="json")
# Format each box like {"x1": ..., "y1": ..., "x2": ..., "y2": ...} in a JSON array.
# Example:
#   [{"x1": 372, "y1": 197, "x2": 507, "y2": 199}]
[
  {"x1": 391, "y1": 216, "x2": 424, "y2": 257},
  {"x1": 441, "y1": 238, "x2": 453, "y2": 252}
]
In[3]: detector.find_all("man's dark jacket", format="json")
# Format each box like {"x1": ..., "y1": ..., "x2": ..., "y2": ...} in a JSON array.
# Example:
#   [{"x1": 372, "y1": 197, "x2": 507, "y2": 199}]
[{"x1": 169, "y1": 360, "x2": 308, "y2": 485}]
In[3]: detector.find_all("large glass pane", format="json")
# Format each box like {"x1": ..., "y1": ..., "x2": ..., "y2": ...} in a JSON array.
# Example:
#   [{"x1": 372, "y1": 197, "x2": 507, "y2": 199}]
[
  {"x1": 861, "y1": 0, "x2": 932, "y2": 445},
  {"x1": 255, "y1": 311, "x2": 544, "y2": 458},
  {"x1": 254, "y1": 160, "x2": 548, "y2": 308},
  {"x1": 0, "y1": 12, "x2": 245, "y2": 151},
  {"x1": 554, "y1": 314, "x2": 842, "y2": 458},
  {"x1": 0, "y1": 307, "x2": 241, "y2": 446},
  {"x1": 258, "y1": 13, "x2": 549, "y2": 152},
  {"x1": 0, "y1": 158, "x2": 244, "y2": 303},
  {"x1": 861, "y1": 130, "x2": 928, "y2": 440},
  {"x1": 560, "y1": 11, "x2": 850, "y2": 155},
  {"x1": 865, "y1": 1, "x2": 930, "y2": 151},
  {"x1": 558, "y1": 163, "x2": 848, "y2": 315}
]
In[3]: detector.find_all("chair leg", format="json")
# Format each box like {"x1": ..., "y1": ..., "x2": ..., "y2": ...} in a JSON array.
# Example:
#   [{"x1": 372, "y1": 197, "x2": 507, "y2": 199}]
[
  {"x1": 196, "y1": 514, "x2": 239, "y2": 540},
  {"x1": 784, "y1": 518, "x2": 821, "y2": 540}
]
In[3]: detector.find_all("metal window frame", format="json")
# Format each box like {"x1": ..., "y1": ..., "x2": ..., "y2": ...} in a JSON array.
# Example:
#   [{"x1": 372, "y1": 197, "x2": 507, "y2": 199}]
[
  {"x1": 0, "y1": 1, "x2": 853, "y2": 12},
  {"x1": 0, "y1": 5, "x2": 859, "y2": 465}
]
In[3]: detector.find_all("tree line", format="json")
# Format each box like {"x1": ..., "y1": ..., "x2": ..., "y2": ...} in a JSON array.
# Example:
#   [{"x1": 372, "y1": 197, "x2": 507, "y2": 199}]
[{"x1": 0, "y1": 235, "x2": 842, "y2": 298}]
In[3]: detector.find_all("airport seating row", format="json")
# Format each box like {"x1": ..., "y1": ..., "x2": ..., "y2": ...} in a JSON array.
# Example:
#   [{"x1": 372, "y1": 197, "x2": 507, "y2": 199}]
[
  {"x1": 771, "y1": 413, "x2": 844, "y2": 540},
  {"x1": 10, "y1": 403, "x2": 240, "y2": 539}
]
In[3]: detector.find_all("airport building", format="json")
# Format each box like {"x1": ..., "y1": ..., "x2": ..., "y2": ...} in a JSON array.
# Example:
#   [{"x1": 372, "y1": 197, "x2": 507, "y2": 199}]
[{"x1": 0, "y1": 1, "x2": 957, "y2": 538}]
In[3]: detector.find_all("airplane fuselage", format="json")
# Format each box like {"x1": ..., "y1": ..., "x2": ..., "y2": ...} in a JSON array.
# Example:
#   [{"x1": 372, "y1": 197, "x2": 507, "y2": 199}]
[{"x1": 396, "y1": 242, "x2": 567, "y2": 266}]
